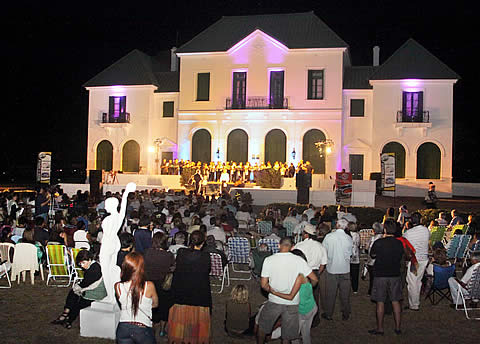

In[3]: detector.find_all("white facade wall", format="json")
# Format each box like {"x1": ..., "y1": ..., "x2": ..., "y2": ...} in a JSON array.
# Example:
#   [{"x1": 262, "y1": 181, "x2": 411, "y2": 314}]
[
  {"x1": 177, "y1": 31, "x2": 345, "y2": 177},
  {"x1": 86, "y1": 85, "x2": 179, "y2": 175},
  {"x1": 370, "y1": 80, "x2": 455, "y2": 195}
]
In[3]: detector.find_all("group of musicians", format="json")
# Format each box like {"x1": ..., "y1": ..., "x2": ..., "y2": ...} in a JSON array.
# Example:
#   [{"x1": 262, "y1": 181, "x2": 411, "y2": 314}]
[{"x1": 161, "y1": 159, "x2": 315, "y2": 182}]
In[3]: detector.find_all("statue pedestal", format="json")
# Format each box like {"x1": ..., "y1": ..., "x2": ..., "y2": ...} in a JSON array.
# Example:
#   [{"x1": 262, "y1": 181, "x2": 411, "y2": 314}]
[{"x1": 80, "y1": 301, "x2": 120, "y2": 339}]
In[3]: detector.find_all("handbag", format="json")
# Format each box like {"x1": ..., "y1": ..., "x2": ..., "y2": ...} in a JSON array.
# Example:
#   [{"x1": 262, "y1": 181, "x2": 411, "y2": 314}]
[{"x1": 162, "y1": 272, "x2": 173, "y2": 291}]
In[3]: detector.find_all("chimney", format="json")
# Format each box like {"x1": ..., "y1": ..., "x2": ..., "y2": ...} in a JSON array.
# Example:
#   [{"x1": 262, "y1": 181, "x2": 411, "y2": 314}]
[
  {"x1": 373, "y1": 46, "x2": 380, "y2": 67},
  {"x1": 170, "y1": 47, "x2": 177, "y2": 72}
]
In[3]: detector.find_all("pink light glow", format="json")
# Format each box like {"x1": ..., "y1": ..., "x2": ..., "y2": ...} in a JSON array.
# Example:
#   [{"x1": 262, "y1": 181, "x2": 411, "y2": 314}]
[
  {"x1": 228, "y1": 29, "x2": 287, "y2": 64},
  {"x1": 402, "y1": 79, "x2": 422, "y2": 88}
]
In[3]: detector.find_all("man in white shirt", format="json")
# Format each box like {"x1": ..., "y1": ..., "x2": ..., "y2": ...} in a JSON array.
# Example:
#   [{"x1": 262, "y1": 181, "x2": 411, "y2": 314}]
[
  {"x1": 283, "y1": 209, "x2": 299, "y2": 229},
  {"x1": 303, "y1": 204, "x2": 316, "y2": 222},
  {"x1": 448, "y1": 252, "x2": 480, "y2": 305},
  {"x1": 206, "y1": 218, "x2": 226, "y2": 243},
  {"x1": 294, "y1": 223, "x2": 327, "y2": 326},
  {"x1": 258, "y1": 237, "x2": 318, "y2": 344},
  {"x1": 322, "y1": 219, "x2": 353, "y2": 320},
  {"x1": 294, "y1": 214, "x2": 309, "y2": 235},
  {"x1": 403, "y1": 212, "x2": 430, "y2": 311}
]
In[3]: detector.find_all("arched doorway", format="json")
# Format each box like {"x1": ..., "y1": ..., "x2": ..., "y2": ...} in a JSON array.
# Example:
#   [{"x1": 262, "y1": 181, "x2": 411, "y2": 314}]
[
  {"x1": 382, "y1": 142, "x2": 406, "y2": 178},
  {"x1": 264, "y1": 129, "x2": 286, "y2": 163},
  {"x1": 191, "y1": 129, "x2": 212, "y2": 162},
  {"x1": 122, "y1": 140, "x2": 140, "y2": 172},
  {"x1": 417, "y1": 142, "x2": 441, "y2": 179},
  {"x1": 302, "y1": 129, "x2": 326, "y2": 174},
  {"x1": 227, "y1": 129, "x2": 248, "y2": 162},
  {"x1": 96, "y1": 140, "x2": 113, "y2": 171}
]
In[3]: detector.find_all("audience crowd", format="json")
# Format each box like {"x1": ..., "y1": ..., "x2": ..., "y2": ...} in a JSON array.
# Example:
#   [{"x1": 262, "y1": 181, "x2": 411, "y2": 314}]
[{"x1": 1, "y1": 186, "x2": 479, "y2": 343}]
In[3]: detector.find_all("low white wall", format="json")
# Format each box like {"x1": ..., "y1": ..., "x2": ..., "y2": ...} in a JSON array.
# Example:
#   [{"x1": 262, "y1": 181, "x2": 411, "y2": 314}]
[
  {"x1": 114, "y1": 174, "x2": 183, "y2": 189},
  {"x1": 59, "y1": 183, "x2": 91, "y2": 196},
  {"x1": 232, "y1": 181, "x2": 375, "y2": 207},
  {"x1": 452, "y1": 183, "x2": 480, "y2": 197}
]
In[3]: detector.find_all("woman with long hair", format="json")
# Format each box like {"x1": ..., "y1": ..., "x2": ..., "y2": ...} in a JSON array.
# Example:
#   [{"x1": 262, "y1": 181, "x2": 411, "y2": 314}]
[
  {"x1": 115, "y1": 252, "x2": 158, "y2": 344},
  {"x1": 168, "y1": 230, "x2": 211, "y2": 344}
]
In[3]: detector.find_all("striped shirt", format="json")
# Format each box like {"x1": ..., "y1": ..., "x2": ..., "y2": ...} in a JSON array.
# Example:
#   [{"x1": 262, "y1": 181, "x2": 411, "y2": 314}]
[{"x1": 403, "y1": 225, "x2": 430, "y2": 261}]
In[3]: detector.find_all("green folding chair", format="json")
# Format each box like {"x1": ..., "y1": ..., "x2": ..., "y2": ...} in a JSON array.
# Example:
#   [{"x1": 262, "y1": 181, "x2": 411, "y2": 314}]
[{"x1": 46, "y1": 245, "x2": 71, "y2": 286}]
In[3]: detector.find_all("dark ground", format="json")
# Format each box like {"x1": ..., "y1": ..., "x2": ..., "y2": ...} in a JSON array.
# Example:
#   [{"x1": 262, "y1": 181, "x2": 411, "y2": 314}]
[{"x1": 1, "y1": 195, "x2": 479, "y2": 343}]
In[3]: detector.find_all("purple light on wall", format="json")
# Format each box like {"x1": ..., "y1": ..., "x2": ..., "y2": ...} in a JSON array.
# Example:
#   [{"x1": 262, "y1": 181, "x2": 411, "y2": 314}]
[
  {"x1": 228, "y1": 29, "x2": 287, "y2": 64},
  {"x1": 402, "y1": 79, "x2": 422, "y2": 88}
]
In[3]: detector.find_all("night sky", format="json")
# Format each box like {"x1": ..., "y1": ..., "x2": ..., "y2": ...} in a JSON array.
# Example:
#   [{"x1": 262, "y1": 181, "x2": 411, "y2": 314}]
[{"x1": 4, "y1": 1, "x2": 478, "y2": 182}]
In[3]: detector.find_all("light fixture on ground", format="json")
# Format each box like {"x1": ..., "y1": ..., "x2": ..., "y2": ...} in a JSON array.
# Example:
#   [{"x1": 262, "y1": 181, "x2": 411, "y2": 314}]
[{"x1": 315, "y1": 139, "x2": 334, "y2": 178}]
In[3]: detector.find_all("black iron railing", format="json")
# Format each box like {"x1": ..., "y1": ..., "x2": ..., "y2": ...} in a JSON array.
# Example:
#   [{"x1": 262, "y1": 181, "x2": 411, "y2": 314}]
[
  {"x1": 225, "y1": 97, "x2": 288, "y2": 110},
  {"x1": 396, "y1": 110, "x2": 429, "y2": 123},
  {"x1": 102, "y1": 112, "x2": 130, "y2": 123}
]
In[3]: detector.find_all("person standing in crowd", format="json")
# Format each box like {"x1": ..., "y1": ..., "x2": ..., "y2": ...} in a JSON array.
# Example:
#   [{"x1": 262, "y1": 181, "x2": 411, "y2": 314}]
[
  {"x1": 133, "y1": 217, "x2": 153, "y2": 254},
  {"x1": 397, "y1": 205, "x2": 410, "y2": 227},
  {"x1": 368, "y1": 219, "x2": 404, "y2": 336},
  {"x1": 269, "y1": 249, "x2": 318, "y2": 344},
  {"x1": 144, "y1": 232, "x2": 175, "y2": 338},
  {"x1": 321, "y1": 219, "x2": 353, "y2": 321},
  {"x1": 348, "y1": 222, "x2": 361, "y2": 294},
  {"x1": 35, "y1": 187, "x2": 50, "y2": 219},
  {"x1": 257, "y1": 237, "x2": 317, "y2": 344},
  {"x1": 366, "y1": 222, "x2": 385, "y2": 295},
  {"x1": 192, "y1": 169, "x2": 202, "y2": 195},
  {"x1": 168, "y1": 230, "x2": 212, "y2": 344},
  {"x1": 294, "y1": 223, "x2": 327, "y2": 327},
  {"x1": 403, "y1": 212, "x2": 430, "y2": 311},
  {"x1": 115, "y1": 252, "x2": 158, "y2": 344}
]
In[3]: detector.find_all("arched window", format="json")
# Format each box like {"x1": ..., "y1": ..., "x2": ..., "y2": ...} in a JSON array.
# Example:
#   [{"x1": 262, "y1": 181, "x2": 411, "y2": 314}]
[
  {"x1": 227, "y1": 129, "x2": 248, "y2": 162},
  {"x1": 382, "y1": 142, "x2": 406, "y2": 178},
  {"x1": 417, "y1": 142, "x2": 441, "y2": 179},
  {"x1": 191, "y1": 129, "x2": 212, "y2": 162},
  {"x1": 302, "y1": 129, "x2": 326, "y2": 174},
  {"x1": 96, "y1": 140, "x2": 113, "y2": 171},
  {"x1": 122, "y1": 140, "x2": 140, "y2": 172},
  {"x1": 265, "y1": 129, "x2": 286, "y2": 163}
]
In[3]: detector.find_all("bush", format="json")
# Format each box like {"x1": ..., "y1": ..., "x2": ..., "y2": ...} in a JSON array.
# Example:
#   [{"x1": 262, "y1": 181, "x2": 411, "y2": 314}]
[
  {"x1": 261, "y1": 203, "x2": 385, "y2": 229},
  {"x1": 256, "y1": 169, "x2": 282, "y2": 189},
  {"x1": 231, "y1": 189, "x2": 253, "y2": 206},
  {"x1": 180, "y1": 167, "x2": 195, "y2": 187}
]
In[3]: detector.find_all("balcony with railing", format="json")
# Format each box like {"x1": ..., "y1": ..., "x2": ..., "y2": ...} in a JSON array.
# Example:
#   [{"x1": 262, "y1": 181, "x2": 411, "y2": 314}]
[
  {"x1": 102, "y1": 112, "x2": 130, "y2": 124},
  {"x1": 225, "y1": 97, "x2": 288, "y2": 110},
  {"x1": 396, "y1": 110, "x2": 429, "y2": 123}
]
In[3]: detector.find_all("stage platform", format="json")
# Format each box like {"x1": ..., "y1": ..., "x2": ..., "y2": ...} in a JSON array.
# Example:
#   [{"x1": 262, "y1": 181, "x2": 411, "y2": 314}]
[{"x1": 60, "y1": 174, "x2": 376, "y2": 207}]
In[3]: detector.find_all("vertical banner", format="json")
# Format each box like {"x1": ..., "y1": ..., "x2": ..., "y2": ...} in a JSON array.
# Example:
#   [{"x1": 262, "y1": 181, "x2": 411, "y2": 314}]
[
  {"x1": 36, "y1": 152, "x2": 52, "y2": 184},
  {"x1": 335, "y1": 171, "x2": 352, "y2": 205},
  {"x1": 381, "y1": 152, "x2": 395, "y2": 193}
]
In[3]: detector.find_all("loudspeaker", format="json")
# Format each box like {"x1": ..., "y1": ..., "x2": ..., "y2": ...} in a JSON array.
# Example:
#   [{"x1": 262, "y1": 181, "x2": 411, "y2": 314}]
[{"x1": 89, "y1": 170, "x2": 103, "y2": 200}]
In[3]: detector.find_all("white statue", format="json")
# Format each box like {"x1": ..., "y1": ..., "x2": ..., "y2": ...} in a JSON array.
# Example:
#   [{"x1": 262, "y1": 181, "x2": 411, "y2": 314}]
[{"x1": 99, "y1": 182, "x2": 136, "y2": 304}]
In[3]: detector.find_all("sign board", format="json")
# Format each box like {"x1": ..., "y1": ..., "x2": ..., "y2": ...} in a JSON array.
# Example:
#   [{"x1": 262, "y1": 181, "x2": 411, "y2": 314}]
[
  {"x1": 335, "y1": 171, "x2": 352, "y2": 205},
  {"x1": 381, "y1": 152, "x2": 395, "y2": 192},
  {"x1": 36, "y1": 152, "x2": 52, "y2": 184}
]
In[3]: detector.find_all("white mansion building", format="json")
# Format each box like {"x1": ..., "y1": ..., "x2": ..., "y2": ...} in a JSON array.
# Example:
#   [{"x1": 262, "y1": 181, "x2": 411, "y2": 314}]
[{"x1": 84, "y1": 12, "x2": 459, "y2": 196}]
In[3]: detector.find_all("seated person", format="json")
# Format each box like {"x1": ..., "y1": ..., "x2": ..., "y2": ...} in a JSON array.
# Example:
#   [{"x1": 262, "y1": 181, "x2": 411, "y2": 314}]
[
  {"x1": 249, "y1": 243, "x2": 272, "y2": 278},
  {"x1": 168, "y1": 231, "x2": 188, "y2": 258},
  {"x1": 51, "y1": 250, "x2": 106, "y2": 329},
  {"x1": 225, "y1": 285, "x2": 252, "y2": 337},
  {"x1": 202, "y1": 235, "x2": 228, "y2": 268},
  {"x1": 448, "y1": 251, "x2": 480, "y2": 306}
]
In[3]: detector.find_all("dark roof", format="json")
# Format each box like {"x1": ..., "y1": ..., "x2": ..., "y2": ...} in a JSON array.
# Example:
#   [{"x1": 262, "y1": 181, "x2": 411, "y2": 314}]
[
  {"x1": 343, "y1": 66, "x2": 376, "y2": 89},
  {"x1": 176, "y1": 11, "x2": 348, "y2": 53},
  {"x1": 370, "y1": 39, "x2": 460, "y2": 80},
  {"x1": 84, "y1": 49, "x2": 179, "y2": 92}
]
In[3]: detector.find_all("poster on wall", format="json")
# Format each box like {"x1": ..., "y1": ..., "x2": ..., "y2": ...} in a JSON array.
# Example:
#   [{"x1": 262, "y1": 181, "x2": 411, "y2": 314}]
[
  {"x1": 381, "y1": 152, "x2": 395, "y2": 193},
  {"x1": 335, "y1": 171, "x2": 352, "y2": 205},
  {"x1": 36, "y1": 152, "x2": 52, "y2": 184}
]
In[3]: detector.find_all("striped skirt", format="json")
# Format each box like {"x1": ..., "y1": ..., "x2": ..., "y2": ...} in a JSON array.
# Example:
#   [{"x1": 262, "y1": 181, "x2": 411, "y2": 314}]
[{"x1": 168, "y1": 304, "x2": 210, "y2": 344}]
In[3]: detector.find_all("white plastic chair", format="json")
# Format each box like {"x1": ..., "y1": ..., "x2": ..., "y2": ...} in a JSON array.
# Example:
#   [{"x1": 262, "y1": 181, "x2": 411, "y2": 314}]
[
  {"x1": 454, "y1": 266, "x2": 480, "y2": 320},
  {"x1": 0, "y1": 243, "x2": 14, "y2": 288},
  {"x1": 10, "y1": 243, "x2": 44, "y2": 285}
]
